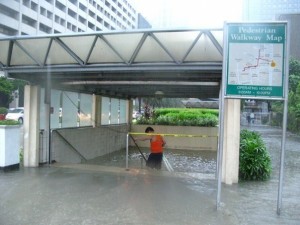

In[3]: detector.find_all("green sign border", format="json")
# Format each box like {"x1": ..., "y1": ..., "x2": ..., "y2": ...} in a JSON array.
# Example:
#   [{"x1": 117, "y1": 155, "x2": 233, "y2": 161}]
[{"x1": 225, "y1": 23, "x2": 287, "y2": 98}]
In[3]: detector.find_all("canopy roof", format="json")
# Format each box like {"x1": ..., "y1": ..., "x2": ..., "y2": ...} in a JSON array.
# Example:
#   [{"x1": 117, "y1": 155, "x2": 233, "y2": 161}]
[{"x1": 0, "y1": 28, "x2": 223, "y2": 99}]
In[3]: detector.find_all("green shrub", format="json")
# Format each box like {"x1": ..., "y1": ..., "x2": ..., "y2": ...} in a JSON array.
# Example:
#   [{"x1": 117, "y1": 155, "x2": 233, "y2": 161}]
[
  {"x1": 0, "y1": 107, "x2": 8, "y2": 114},
  {"x1": 136, "y1": 108, "x2": 219, "y2": 127},
  {"x1": 239, "y1": 129, "x2": 272, "y2": 181},
  {"x1": 0, "y1": 120, "x2": 20, "y2": 125},
  {"x1": 19, "y1": 148, "x2": 24, "y2": 164}
]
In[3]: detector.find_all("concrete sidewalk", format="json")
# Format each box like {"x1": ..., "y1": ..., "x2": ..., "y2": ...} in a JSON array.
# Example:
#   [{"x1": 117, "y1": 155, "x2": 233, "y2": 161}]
[{"x1": 0, "y1": 126, "x2": 299, "y2": 225}]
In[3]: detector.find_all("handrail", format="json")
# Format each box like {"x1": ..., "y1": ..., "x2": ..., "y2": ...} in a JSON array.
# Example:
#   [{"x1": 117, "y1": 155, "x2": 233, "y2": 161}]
[{"x1": 52, "y1": 129, "x2": 87, "y2": 162}]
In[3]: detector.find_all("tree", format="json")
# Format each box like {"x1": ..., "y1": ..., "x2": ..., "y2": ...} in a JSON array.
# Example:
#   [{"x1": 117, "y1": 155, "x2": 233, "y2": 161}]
[
  {"x1": 142, "y1": 97, "x2": 184, "y2": 109},
  {"x1": 289, "y1": 58, "x2": 300, "y2": 93},
  {"x1": 0, "y1": 77, "x2": 14, "y2": 108},
  {"x1": 271, "y1": 58, "x2": 300, "y2": 132},
  {"x1": 0, "y1": 77, "x2": 28, "y2": 108}
]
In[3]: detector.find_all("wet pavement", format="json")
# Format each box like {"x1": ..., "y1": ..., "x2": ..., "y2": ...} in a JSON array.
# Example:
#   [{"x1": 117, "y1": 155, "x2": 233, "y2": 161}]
[{"x1": 0, "y1": 125, "x2": 299, "y2": 225}]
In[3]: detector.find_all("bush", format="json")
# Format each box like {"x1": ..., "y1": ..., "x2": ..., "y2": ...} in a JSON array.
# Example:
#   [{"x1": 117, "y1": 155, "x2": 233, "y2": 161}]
[
  {"x1": 0, "y1": 120, "x2": 20, "y2": 125},
  {"x1": 19, "y1": 148, "x2": 24, "y2": 165},
  {"x1": 136, "y1": 108, "x2": 218, "y2": 127},
  {"x1": 0, "y1": 107, "x2": 7, "y2": 114},
  {"x1": 239, "y1": 129, "x2": 272, "y2": 181}
]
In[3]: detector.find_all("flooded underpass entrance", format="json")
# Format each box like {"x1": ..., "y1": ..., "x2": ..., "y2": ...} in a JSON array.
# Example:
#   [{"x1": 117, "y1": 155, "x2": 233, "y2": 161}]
[
  {"x1": 84, "y1": 147, "x2": 217, "y2": 179},
  {"x1": 56, "y1": 125, "x2": 299, "y2": 225}
]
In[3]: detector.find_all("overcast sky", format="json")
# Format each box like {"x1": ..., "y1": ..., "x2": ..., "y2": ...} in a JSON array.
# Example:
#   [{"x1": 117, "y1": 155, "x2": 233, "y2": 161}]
[{"x1": 129, "y1": 0, "x2": 243, "y2": 28}]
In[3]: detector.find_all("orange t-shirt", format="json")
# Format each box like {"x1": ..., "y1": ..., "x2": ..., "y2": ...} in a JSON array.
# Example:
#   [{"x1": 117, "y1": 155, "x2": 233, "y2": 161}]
[{"x1": 150, "y1": 135, "x2": 164, "y2": 153}]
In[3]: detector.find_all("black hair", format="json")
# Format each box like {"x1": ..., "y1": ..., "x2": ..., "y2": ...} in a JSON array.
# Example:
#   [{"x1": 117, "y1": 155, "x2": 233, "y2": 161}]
[{"x1": 145, "y1": 126, "x2": 154, "y2": 133}]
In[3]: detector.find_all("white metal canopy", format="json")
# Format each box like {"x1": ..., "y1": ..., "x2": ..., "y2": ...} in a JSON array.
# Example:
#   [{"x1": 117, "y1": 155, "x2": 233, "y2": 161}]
[{"x1": 0, "y1": 28, "x2": 223, "y2": 98}]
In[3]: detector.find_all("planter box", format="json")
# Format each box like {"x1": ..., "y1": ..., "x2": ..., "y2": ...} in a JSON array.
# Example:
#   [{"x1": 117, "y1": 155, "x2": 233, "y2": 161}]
[
  {"x1": 0, "y1": 125, "x2": 21, "y2": 171},
  {"x1": 131, "y1": 125, "x2": 218, "y2": 151}
]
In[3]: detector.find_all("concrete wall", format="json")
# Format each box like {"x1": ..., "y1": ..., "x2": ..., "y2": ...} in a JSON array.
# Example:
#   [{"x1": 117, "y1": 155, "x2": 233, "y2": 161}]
[
  {"x1": 0, "y1": 125, "x2": 20, "y2": 169},
  {"x1": 52, "y1": 125, "x2": 129, "y2": 163},
  {"x1": 130, "y1": 125, "x2": 218, "y2": 151}
]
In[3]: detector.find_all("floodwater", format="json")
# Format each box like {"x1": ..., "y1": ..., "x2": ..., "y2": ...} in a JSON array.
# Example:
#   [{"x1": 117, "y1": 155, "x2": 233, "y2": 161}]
[
  {"x1": 0, "y1": 125, "x2": 299, "y2": 225},
  {"x1": 73, "y1": 125, "x2": 300, "y2": 224},
  {"x1": 86, "y1": 148, "x2": 217, "y2": 174}
]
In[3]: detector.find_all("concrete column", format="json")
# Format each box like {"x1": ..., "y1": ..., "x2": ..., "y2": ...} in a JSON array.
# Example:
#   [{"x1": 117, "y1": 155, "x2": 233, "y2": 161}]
[
  {"x1": 23, "y1": 85, "x2": 40, "y2": 167},
  {"x1": 128, "y1": 99, "x2": 133, "y2": 124},
  {"x1": 92, "y1": 95, "x2": 102, "y2": 127},
  {"x1": 222, "y1": 99, "x2": 241, "y2": 184}
]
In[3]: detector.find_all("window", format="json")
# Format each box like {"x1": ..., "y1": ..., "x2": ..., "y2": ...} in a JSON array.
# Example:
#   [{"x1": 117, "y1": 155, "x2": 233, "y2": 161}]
[
  {"x1": 55, "y1": 0, "x2": 66, "y2": 13},
  {"x1": 68, "y1": 8, "x2": 76, "y2": 18},
  {"x1": 0, "y1": 4, "x2": 19, "y2": 20},
  {"x1": 105, "y1": 0, "x2": 111, "y2": 8},
  {"x1": 0, "y1": 25, "x2": 18, "y2": 36},
  {"x1": 31, "y1": 1, "x2": 38, "y2": 11},
  {"x1": 88, "y1": 22, "x2": 95, "y2": 30},
  {"x1": 55, "y1": 15, "x2": 60, "y2": 23},
  {"x1": 60, "y1": 18, "x2": 65, "y2": 26},
  {"x1": 40, "y1": 7, "x2": 46, "y2": 16},
  {"x1": 67, "y1": 22, "x2": 72, "y2": 30},
  {"x1": 79, "y1": 93, "x2": 93, "y2": 126},
  {"x1": 89, "y1": 10, "x2": 95, "y2": 18},
  {"x1": 68, "y1": 0, "x2": 77, "y2": 5},
  {"x1": 23, "y1": 0, "x2": 30, "y2": 8},
  {"x1": 104, "y1": 21, "x2": 109, "y2": 28},
  {"x1": 22, "y1": 15, "x2": 37, "y2": 28},
  {"x1": 101, "y1": 97, "x2": 127, "y2": 125},
  {"x1": 79, "y1": 3, "x2": 87, "y2": 12},
  {"x1": 79, "y1": 15, "x2": 86, "y2": 25},
  {"x1": 47, "y1": 11, "x2": 53, "y2": 19},
  {"x1": 97, "y1": 16, "x2": 103, "y2": 23},
  {"x1": 101, "y1": 97, "x2": 110, "y2": 125},
  {"x1": 39, "y1": 23, "x2": 52, "y2": 33}
]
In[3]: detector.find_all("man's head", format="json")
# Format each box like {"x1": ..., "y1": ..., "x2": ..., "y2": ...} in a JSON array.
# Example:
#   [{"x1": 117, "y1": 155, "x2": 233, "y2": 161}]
[{"x1": 145, "y1": 126, "x2": 154, "y2": 133}]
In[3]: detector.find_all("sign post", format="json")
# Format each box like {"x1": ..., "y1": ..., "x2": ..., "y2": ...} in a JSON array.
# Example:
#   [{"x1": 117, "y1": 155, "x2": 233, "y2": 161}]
[{"x1": 217, "y1": 22, "x2": 289, "y2": 215}]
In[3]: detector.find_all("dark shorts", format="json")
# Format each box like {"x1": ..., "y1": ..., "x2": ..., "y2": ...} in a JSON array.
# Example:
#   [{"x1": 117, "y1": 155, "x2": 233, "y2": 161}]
[{"x1": 146, "y1": 153, "x2": 163, "y2": 169}]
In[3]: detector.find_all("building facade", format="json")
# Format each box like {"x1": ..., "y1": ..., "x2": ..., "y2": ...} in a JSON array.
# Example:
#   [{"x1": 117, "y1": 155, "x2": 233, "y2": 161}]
[
  {"x1": 243, "y1": 0, "x2": 300, "y2": 60},
  {"x1": 243, "y1": 0, "x2": 300, "y2": 21},
  {"x1": 0, "y1": 0, "x2": 139, "y2": 36}
]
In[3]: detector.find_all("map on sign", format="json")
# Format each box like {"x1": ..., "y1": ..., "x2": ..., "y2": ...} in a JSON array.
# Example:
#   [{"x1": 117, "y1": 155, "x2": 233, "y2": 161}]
[{"x1": 227, "y1": 43, "x2": 283, "y2": 87}]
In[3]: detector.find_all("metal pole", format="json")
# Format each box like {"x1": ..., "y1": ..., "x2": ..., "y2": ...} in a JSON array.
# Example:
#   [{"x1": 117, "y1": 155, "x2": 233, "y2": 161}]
[
  {"x1": 277, "y1": 21, "x2": 290, "y2": 215},
  {"x1": 130, "y1": 134, "x2": 147, "y2": 162},
  {"x1": 277, "y1": 22, "x2": 290, "y2": 215},
  {"x1": 277, "y1": 98, "x2": 288, "y2": 215},
  {"x1": 216, "y1": 91, "x2": 225, "y2": 209},
  {"x1": 216, "y1": 86, "x2": 222, "y2": 179},
  {"x1": 217, "y1": 21, "x2": 228, "y2": 209},
  {"x1": 126, "y1": 133, "x2": 129, "y2": 170}
]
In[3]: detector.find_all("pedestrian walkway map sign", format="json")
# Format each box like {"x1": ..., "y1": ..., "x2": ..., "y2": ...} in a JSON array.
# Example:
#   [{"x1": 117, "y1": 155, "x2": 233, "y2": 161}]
[{"x1": 225, "y1": 23, "x2": 287, "y2": 98}]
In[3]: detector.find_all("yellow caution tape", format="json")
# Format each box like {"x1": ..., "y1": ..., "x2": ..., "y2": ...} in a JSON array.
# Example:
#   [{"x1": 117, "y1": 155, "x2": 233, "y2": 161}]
[{"x1": 128, "y1": 132, "x2": 218, "y2": 138}]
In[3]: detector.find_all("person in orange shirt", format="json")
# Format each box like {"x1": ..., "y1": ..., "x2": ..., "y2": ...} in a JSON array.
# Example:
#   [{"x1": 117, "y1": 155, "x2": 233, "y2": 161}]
[{"x1": 135, "y1": 126, "x2": 166, "y2": 169}]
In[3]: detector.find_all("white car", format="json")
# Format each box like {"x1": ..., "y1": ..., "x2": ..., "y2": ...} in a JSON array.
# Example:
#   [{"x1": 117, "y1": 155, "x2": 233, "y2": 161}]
[{"x1": 5, "y1": 107, "x2": 24, "y2": 124}]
